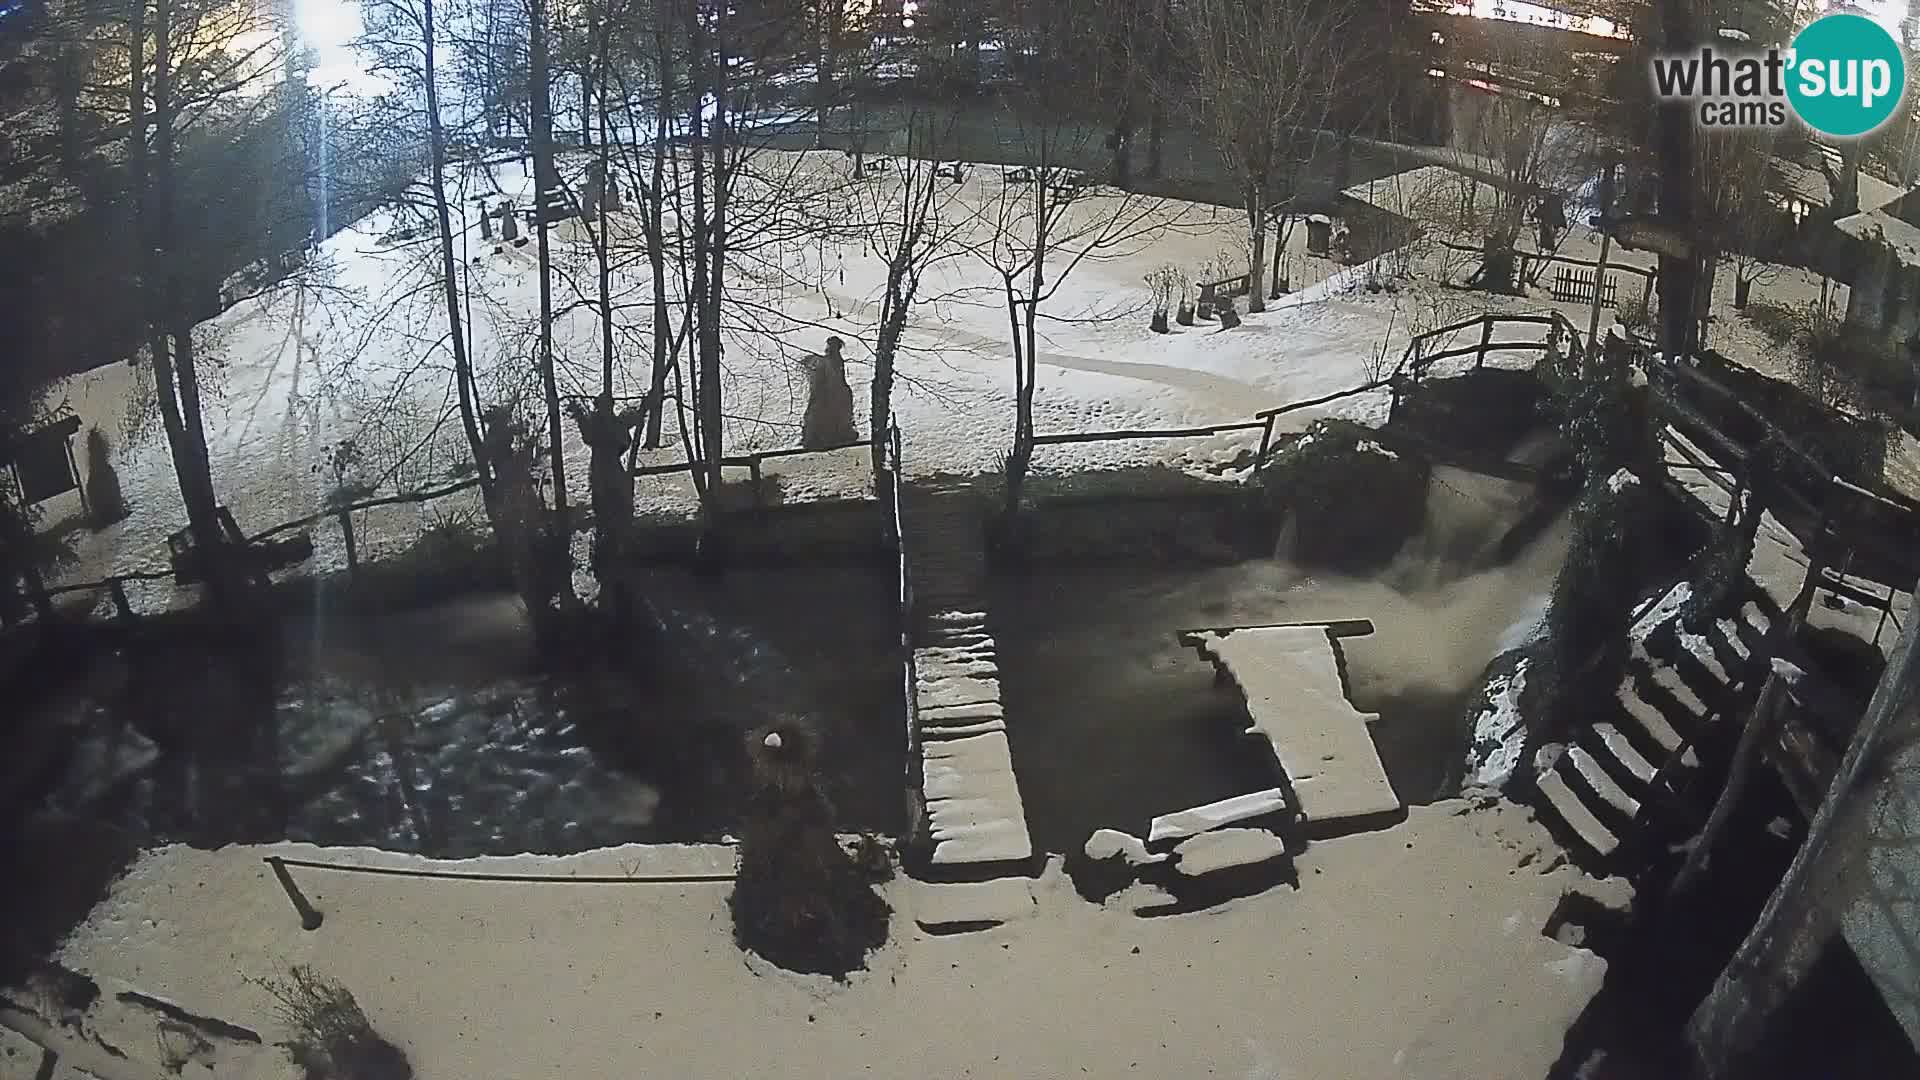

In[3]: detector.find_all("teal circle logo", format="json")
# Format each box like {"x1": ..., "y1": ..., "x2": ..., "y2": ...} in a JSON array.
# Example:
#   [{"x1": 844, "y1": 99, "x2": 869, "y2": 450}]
[{"x1": 1787, "y1": 13, "x2": 1906, "y2": 137}]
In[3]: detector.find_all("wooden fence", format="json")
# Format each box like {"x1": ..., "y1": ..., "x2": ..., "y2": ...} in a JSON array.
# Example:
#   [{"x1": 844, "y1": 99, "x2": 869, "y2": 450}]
[{"x1": 1028, "y1": 312, "x2": 1583, "y2": 471}]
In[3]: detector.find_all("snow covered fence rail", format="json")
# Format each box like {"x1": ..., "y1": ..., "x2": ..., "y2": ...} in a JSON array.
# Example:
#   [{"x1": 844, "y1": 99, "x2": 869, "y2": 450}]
[{"x1": 1396, "y1": 312, "x2": 1586, "y2": 384}]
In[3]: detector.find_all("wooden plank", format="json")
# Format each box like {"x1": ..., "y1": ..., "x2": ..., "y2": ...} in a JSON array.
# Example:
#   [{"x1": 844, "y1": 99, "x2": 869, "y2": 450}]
[
  {"x1": 1190, "y1": 627, "x2": 1400, "y2": 825},
  {"x1": 1148, "y1": 788, "x2": 1291, "y2": 844}
]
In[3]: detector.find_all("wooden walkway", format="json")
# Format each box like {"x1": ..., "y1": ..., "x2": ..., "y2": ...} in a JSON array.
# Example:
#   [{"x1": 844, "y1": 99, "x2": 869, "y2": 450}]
[
  {"x1": 1181, "y1": 621, "x2": 1402, "y2": 832},
  {"x1": 903, "y1": 481, "x2": 1032, "y2": 872}
]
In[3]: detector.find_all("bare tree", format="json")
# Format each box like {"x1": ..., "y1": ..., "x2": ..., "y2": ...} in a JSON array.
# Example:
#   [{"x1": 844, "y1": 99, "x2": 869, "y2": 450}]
[
  {"x1": 1185, "y1": 0, "x2": 1350, "y2": 314},
  {"x1": 858, "y1": 111, "x2": 964, "y2": 476},
  {"x1": 961, "y1": 111, "x2": 1196, "y2": 512}
]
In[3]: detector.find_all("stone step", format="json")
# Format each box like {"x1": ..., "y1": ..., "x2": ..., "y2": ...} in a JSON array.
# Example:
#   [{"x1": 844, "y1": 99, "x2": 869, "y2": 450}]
[
  {"x1": 1592, "y1": 722, "x2": 1658, "y2": 785},
  {"x1": 1537, "y1": 766, "x2": 1620, "y2": 859},
  {"x1": 917, "y1": 675, "x2": 1000, "y2": 710},
  {"x1": 912, "y1": 877, "x2": 1036, "y2": 931},
  {"x1": 1615, "y1": 678, "x2": 1697, "y2": 766},
  {"x1": 920, "y1": 700, "x2": 1004, "y2": 724},
  {"x1": 1674, "y1": 627, "x2": 1733, "y2": 687},
  {"x1": 920, "y1": 716, "x2": 1006, "y2": 740},
  {"x1": 916, "y1": 658, "x2": 999, "y2": 681},
  {"x1": 1567, "y1": 744, "x2": 1642, "y2": 821},
  {"x1": 1646, "y1": 660, "x2": 1710, "y2": 722}
]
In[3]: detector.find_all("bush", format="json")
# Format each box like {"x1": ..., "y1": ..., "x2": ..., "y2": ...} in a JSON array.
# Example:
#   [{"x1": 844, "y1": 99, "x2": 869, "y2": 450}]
[
  {"x1": 1616, "y1": 291, "x2": 1656, "y2": 335},
  {"x1": 1541, "y1": 479, "x2": 1657, "y2": 728},
  {"x1": 83, "y1": 427, "x2": 129, "y2": 528},
  {"x1": 730, "y1": 721, "x2": 890, "y2": 978},
  {"x1": 258, "y1": 966, "x2": 411, "y2": 1080},
  {"x1": 1258, "y1": 420, "x2": 1430, "y2": 570}
]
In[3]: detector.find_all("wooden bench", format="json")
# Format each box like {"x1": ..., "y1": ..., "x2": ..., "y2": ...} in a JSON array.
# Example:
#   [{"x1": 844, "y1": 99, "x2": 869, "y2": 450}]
[{"x1": 1197, "y1": 274, "x2": 1252, "y2": 306}]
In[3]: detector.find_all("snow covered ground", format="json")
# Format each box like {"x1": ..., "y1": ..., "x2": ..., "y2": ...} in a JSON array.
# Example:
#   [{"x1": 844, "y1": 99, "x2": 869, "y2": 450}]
[
  {"x1": 30, "y1": 152, "x2": 1468, "y2": 612},
  {"x1": 27, "y1": 800, "x2": 1629, "y2": 1080}
]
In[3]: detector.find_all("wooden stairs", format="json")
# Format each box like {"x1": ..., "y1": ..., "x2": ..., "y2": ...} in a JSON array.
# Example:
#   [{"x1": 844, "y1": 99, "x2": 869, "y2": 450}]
[{"x1": 1530, "y1": 578, "x2": 1782, "y2": 866}]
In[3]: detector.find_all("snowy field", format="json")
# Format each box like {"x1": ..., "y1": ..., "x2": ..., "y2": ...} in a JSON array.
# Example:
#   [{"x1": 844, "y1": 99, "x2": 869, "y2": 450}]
[
  {"x1": 35, "y1": 150, "x2": 1917, "y2": 613},
  {"x1": 33, "y1": 152, "x2": 1450, "y2": 610}
]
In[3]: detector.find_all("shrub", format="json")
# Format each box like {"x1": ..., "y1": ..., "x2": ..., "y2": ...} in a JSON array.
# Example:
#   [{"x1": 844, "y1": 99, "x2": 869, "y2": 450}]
[
  {"x1": 83, "y1": 427, "x2": 129, "y2": 528},
  {"x1": 258, "y1": 966, "x2": 411, "y2": 1080},
  {"x1": 1258, "y1": 419, "x2": 1430, "y2": 571},
  {"x1": 730, "y1": 721, "x2": 890, "y2": 978},
  {"x1": 1616, "y1": 291, "x2": 1655, "y2": 334}
]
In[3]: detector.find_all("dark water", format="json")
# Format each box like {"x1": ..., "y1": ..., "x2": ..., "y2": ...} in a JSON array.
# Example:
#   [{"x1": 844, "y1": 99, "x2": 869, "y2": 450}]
[
  {"x1": 41, "y1": 568, "x2": 905, "y2": 856},
  {"x1": 990, "y1": 467, "x2": 1570, "y2": 856}
]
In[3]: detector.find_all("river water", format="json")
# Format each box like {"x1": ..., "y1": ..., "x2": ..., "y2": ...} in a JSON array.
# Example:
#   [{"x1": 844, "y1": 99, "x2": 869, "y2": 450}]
[
  {"x1": 40, "y1": 567, "x2": 905, "y2": 857},
  {"x1": 991, "y1": 466, "x2": 1569, "y2": 854}
]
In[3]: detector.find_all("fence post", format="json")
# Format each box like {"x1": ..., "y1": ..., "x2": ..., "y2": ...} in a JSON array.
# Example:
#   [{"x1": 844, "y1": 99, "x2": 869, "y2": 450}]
[
  {"x1": 749, "y1": 458, "x2": 764, "y2": 509},
  {"x1": 1257, "y1": 414, "x2": 1276, "y2": 464},
  {"x1": 108, "y1": 578, "x2": 133, "y2": 620},
  {"x1": 267, "y1": 857, "x2": 324, "y2": 931},
  {"x1": 1477, "y1": 317, "x2": 1493, "y2": 370}
]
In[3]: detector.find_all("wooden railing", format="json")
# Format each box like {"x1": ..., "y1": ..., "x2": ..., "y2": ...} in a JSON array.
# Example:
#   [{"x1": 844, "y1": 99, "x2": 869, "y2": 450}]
[{"x1": 1028, "y1": 312, "x2": 1584, "y2": 471}]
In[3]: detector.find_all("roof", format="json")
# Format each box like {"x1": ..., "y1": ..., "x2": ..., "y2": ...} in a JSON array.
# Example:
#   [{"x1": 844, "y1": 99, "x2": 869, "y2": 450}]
[
  {"x1": 1770, "y1": 155, "x2": 1904, "y2": 213},
  {"x1": 1835, "y1": 206, "x2": 1920, "y2": 268}
]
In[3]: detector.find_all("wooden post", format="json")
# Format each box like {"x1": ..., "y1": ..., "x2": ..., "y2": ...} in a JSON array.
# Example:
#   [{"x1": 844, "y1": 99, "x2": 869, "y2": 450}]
[
  {"x1": 108, "y1": 578, "x2": 133, "y2": 620},
  {"x1": 1587, "y1": 232, "x2": 1613, "y2": 356},
  {"x1": 1477, "y1": 317, "x2": 1493, "y2": 370},
  {"x1": 336, "y1": 510, "x2": 357, "y2": 575},
  {"x1": 749, "y1": 458, "x2": 764, "y2": 509},
  {"x1": 1668, "y1": 666, "x2": 1790, "y2": 901},
  {"x1": 266, "y1": 857, "x2": 324, "y2": 930},
  {"x1": 1257, "y1": 415, "x2": 1276, "y2": 463}
]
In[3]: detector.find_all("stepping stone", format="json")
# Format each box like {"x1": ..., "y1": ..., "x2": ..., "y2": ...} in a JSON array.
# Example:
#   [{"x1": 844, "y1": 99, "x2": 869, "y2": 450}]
[
  {"x1": 1568, "y1": 745, "x2": 1641, "y2": 819},
  {"x1": 917, "y1": 645, "x2": 998, "y2": 665},
  {"x1": 912, "y1": 878, "x2": 1036, "y2": 930},
  {"x1": 1537, "y1": 767, "x2": 1620, "y2": 858},
  {"x1": 1086, "y1": 828, "x2": 1165, "y2": 866},
  {"x1": 916, "y1": 658, "x2": 999, "y2": 681},
  {"x1": 921, "y1": 700, "x2": 1003, "y2": 724},
  {"x1": 1741, "y1": 601, "x2": 1772, "y2": 636},
  {"x1": 1716, "y1": 618, "x2": 1752, "y2": 662},
  {"x1": 920, "y1": 717, "x2": 1006, "y2": 739},
  {"x1": 1172, "y1": 828, "x2": 1287, "y2": 877},
  {"x1": 1593, "y1": 723, "x2": 1657, "y2": 785},
  {"x1": 918, "y1": 676, "x2": 1000, "y2": 709}
]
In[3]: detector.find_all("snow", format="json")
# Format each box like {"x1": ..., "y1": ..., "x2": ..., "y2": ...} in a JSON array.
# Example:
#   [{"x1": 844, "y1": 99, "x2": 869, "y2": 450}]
[
  {"x1": 1146, "y1": 789, "x2": 1291, "y2": 845},
  {"x1": 1194, "y1": 627, "x2": 1401, "y2": 826},
  {"x1": 1084, "y1": 828, "x2": 1164, "y2": 866},
  {"x1": 1467, "y1": 658, "x2": 1531, "y2": 789},
  {"x1": 1171, "y1": 828, "x2": 1287, "y2": 877},
  {"x1": 34, "y1": 151, "x2": 1444, "y2": 611},
  {"x1": 40, "y1": 801, "x2": 1628, "y2": 1079},
  {"x1": 1606, "y1": 467, "x2": 1638, "y2": 493}
]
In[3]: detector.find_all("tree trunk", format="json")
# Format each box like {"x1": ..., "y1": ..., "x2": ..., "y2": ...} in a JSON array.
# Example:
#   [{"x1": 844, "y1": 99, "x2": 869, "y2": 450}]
[
  {"x1": 423, "y1": 0, "x2": 492, "y2": 503},
  {"x1": 872, "y1": 263, "x2": 909, "y2": 478},
  {"x1": 1246, "y1": 189, "x2": 1267, "y2": 314},
  {"x1": 816, "y1": 0, "x2": 840, "y2": 148},
  {"x1": 149, "y1": 0, "x2": 245, "y2": 611},
  {"x1": 1654, "y1": 0, "x2": 1701, "y2": 359},
  {"x1": 643, "y1": 4, "x2": 674, "y2": 448},
  {"x1": 530, "y1": 0, "x2": 569, "y2": 540}
]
